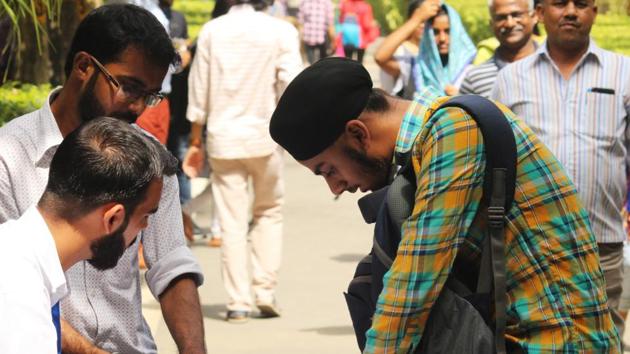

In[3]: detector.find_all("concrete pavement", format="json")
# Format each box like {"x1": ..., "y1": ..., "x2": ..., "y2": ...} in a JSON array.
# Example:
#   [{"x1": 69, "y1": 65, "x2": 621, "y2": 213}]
[{"x1": 142, "y1": 156, "x2": 373, "y2": 353}]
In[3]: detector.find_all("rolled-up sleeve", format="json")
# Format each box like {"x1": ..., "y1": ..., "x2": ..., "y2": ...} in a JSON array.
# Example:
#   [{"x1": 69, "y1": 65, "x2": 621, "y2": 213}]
[
  {"x1": 364, "y1": 109, "x2": 485, "y2": 353},
  {"x1": 142, "y1": 174, "x2": 204, "y2": 298}
]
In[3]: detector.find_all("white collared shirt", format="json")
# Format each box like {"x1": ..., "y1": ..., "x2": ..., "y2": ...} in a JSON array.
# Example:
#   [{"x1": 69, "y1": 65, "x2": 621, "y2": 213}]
[
  {"x1": 187, "y1": 4, "x2": 303, "y2": 159},
  {"x1": 0, "y1": 207, "x2": 67, "y2": 354},
  {"x1": 492, "y1": 40, "x2": 630, "y2": 243},
  {"x1": 0, "y1": 89, "x2": 204, "y2": 353}
]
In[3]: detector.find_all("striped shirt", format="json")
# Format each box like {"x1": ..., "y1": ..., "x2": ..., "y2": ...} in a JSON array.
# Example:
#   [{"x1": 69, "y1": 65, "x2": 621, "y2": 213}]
[
  {"x1": 187, "y1": 5, "x2": 303, "y2": 159},
  {"x1": 459, "y1": 55, "x2": 507, "y2": 98},
  {"x1": 298, "y1": 0, "x2": 334, "y2": 46},
  {"x1": 364, "y1": 87, "x2": 619, "y2": 353},
  {"x1": 491, "y1": 40, "x2": 630, "y2": 243}
]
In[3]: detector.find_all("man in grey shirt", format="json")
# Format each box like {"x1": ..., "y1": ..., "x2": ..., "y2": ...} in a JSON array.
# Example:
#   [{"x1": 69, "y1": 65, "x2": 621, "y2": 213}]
[
  {"x1": 0, "y1": 5, "x2": 206, "y2": 354},
  {"x1": 460, "y1": 0, "x2": 538, "y2": 98}
]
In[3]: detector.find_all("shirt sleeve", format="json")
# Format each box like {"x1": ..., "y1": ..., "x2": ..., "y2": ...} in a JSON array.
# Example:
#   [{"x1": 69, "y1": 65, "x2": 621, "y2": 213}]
[
  {"x1": 459, "y1": 71, "x2": 474, "y2": 95},
  {"x1": 142, "y1": 174, "x2": 204, "y2": 298},
  {"x1": 363, "y1": 108, "x2": 485, "y2": 353},
  {"x1": 186, "y1": 25, "x2": 212, "y2": 125},
  {"x1": 0, "y1": 142, "x2": 20, "y2": 224},
  {"x1": 275, "y1": 24, "x2": 303, "y2": 99}
]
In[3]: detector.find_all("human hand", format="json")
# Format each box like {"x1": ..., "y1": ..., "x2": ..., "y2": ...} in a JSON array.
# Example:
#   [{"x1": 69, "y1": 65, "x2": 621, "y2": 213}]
[
  {"x1": 413, "y1": 0, "x2": 441, "y2": 23},
  {"x1": 444, "y1": 84, "x2": 459, "y2": 96},
  {"x1": 182, "y1": 145, "x2": 205, "y2": 178}
]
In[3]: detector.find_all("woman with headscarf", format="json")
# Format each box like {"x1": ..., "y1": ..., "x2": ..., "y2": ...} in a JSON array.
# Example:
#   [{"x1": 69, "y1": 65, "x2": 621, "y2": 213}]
[
  {"x1": 374, "y1": 0, "x2": 441, "y2": 97},
  {"x1": 413, "y1": 3, "x2": 476, "y2": 96}
]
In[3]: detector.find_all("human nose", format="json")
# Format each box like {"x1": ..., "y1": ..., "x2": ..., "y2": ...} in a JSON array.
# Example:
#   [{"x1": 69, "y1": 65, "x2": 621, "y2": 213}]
[
  {"x1": 128, "y1": 97, "x2": 148, "y2": 116},
  {"x1": 564, "y1": 1, "x2": 577, "y2": 16},
  {"x1": 325, "y1": 176, "x2": 347, "y2": 196}
]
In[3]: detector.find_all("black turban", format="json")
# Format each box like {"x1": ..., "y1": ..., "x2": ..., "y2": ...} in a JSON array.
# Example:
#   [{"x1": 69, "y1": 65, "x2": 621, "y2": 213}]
[{"x1": 270, "y1": 57, "x2": 373, "y2": 161}]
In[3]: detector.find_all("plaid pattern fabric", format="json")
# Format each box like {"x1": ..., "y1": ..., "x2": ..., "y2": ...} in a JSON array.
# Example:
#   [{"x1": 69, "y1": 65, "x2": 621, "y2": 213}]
[
  {"x1": 364, "y1": 90, "x2": 620, "y2": 353},
  {"x1": 298, "y1": 0, "x2": 334, "y2": 46}
]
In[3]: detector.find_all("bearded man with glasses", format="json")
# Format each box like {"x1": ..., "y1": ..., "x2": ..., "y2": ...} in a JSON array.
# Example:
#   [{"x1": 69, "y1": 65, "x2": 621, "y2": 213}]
[{"x1": 0, "y1": 4, "x2": 205, "y2": 354}]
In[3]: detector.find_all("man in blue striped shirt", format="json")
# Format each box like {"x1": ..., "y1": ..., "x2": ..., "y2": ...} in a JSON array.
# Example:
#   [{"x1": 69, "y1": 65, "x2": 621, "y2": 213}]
[{"x1": 492, "y1": 0, "x2": 630, "y2": 334}]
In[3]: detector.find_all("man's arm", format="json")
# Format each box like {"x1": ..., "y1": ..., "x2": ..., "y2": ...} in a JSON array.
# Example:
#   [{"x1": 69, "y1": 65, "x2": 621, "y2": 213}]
[
  {"x1": 61, "y1": 319, "x2": 110, "y2": 354},
  {"x1": 276, "y1": 24, "x2": 303, "y2": 97},
  {"x1": 159, "y1": 274, "x2": 206, "y2": 354},
  {"x1": 0, "y1": 149, "x2": 20, "y2": 223},
  {"x1": 373, "y1": 0, "x2": 439, "y2": 77},
  {"x1": 142, "y1": 174, "x2": 205, "y2": 353},
  {"x1": 363, "y1": 109, "x2": 485, "y2": 353}
]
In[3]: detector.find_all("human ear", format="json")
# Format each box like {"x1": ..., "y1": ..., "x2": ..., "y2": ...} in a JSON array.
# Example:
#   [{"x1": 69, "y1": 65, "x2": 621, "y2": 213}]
[
  {"x1": 344, "y1": 120, "x2": 371, "y2": 150},
  {"x1": 102, "y1": 204, "x2": 126, "y2": 234},
  {"x1": 73, "y1": 51, "x2": 93, "y2": 80}
]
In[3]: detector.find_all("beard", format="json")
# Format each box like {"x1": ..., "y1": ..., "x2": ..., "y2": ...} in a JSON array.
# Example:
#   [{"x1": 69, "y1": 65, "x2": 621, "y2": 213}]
[
  {"x1": 78, "y1": 73, "x2": 139, "y2": 124},
  {"x1": 88, "y1": 217, "x2": 129, "y2": 271},
  {"x1": 342, "y1": 145, "x2": 391, "y2": 191}
]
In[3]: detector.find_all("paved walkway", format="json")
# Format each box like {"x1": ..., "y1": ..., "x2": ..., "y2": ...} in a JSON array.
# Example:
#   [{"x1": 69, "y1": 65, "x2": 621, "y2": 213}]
[
  {"x1": 141, "y1": 44, "x2": 630, "y2": 352},
  {"x1": 142, "y1": 156, "x2": 373, "y2": 353}
]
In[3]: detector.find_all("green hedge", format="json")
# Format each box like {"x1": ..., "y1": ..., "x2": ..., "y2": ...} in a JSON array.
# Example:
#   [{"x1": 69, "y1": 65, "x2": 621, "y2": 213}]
[{"x1": 0, "y1": 82, "x2": 51, "y2": 127}]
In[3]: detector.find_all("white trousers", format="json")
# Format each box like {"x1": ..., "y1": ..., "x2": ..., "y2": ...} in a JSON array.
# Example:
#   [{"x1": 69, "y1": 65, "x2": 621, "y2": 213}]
[{"x1": 210, "y1": 149, "x2": 284, "y2": 311}]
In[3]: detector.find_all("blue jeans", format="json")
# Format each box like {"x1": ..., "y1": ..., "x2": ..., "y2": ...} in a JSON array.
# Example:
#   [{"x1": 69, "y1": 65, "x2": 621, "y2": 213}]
[{"x1": 169, "y1": 133, "x2": 192, "y2": 205}]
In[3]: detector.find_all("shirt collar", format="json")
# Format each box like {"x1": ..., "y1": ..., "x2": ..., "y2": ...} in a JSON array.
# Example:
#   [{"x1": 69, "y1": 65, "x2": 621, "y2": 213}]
[
  {"x1": 23, "y1": 206, "x2": 68, "y2": 305},
  {"x1": 535, "y1": 38, "x2": 602, "y2": 68},
  {"x1": 228, "y1": 3, "x2": 255, "y2": 13},
  {"x1": 34, "y1": 87, "x2": 64, "y2": 166},
  {"x1": 394, "y1": 86, "x2": 441, "y2": 162}
]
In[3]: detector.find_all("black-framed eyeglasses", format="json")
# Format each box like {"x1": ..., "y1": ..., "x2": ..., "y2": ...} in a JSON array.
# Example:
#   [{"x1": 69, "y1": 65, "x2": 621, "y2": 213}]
[{"x1": 89, "y1": 55, "x2": 164, "y2": 108}]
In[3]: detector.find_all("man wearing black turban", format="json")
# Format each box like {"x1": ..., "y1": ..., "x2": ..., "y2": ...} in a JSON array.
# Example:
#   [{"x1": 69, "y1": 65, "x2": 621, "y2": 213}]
[{"x1": 270, "y1": 57, "x2": 619, "y2": 353}]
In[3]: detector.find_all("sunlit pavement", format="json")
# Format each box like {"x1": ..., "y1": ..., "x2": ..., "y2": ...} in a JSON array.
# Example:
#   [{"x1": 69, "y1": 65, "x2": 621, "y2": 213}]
[{"x1": 141, "y1": 41, "x2": 630, "y2": 352}]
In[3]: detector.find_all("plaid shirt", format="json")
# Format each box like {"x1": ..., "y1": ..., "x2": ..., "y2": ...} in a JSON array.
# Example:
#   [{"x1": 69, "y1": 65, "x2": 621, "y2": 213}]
[
  {"x1": 297, "y1": 0, "x2": 334, "y2": 46},
  {"x1": 364, "y1": 88, "x2": 620, "y2": 353}
]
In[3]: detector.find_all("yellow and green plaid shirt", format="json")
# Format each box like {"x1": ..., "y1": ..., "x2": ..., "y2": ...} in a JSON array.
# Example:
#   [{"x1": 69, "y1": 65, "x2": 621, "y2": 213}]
[{"x1": 364, "y1": 88, "x2": 620, "y2": 353}]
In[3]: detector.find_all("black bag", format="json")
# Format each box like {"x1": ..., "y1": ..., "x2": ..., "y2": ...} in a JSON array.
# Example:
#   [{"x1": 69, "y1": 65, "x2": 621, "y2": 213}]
[{"x1": 344, "y1": 95, "x2": 518, "y2": 354}]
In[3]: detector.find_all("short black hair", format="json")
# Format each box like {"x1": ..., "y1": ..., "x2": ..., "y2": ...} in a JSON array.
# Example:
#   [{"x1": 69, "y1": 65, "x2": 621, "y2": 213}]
[
  {"x1": 233, "y1": 0, "x2": 268, "y2": 10},
  {"x1": 363, "y1": 88, "x2": 391, "y2": 113},
  {"x1": 64, "y1": 4, "x2": 177, "y2": 77},
  {"x1": 39, "y1": 117, "x2": 178, "y2": 220}
]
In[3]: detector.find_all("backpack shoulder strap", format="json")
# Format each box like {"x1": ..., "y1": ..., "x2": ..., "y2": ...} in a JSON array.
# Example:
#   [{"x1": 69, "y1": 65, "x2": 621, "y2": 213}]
[
  {"x1": 437, "y1": 95, "x2": 516, "y2": 354},
  {"x1": 385, "y1": 95, "x2": 516, "y2": 353}
]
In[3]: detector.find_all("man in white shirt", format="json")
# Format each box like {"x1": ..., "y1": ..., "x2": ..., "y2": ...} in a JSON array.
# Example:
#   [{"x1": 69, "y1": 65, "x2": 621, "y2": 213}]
[
  {"x1": 0, "y1": 118, "x2": 176, "y2": 354},
  {"x1": 0, "y1": 4, "x2": 205, "y2": 353},
  {"x1": 183, "y1": 0, "x2": 302, "y2": 322}
]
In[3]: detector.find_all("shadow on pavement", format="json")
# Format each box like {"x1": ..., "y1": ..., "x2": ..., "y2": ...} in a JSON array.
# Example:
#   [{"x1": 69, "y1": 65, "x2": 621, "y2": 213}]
[
  {"x1": 301, "y1": 325, "x2": 355, "y2": 336},
  {"x1": 201, "y1": 304, "x2": 226, "y2": 321},
  {"x1": 330, "y1": 253, "x2": 365, "y2": 263}
]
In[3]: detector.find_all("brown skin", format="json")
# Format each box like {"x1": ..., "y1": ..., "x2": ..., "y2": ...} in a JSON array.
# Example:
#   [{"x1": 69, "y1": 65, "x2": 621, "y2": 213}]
[
  {"x1": 431, "y1": 14, "x2": 460, "y2": 95},
  {"x1": 491, "y1": 0, "x2": 538, "y2": 62},
  {"x1": 536, "y1": 0, "x2": 597, "y2": 79},
  {"x1": 53, "y1": 47, "x2": 206, "y2": 354},
  {"x1": 299, "y1": 97, "x2": 411, "y2": 196},
  {"x1": 49, "y1": 179, "x2": 163, "y2": 354},
  {"x1": 374, "y1": 0, "x2": 440, "y2": 78}
]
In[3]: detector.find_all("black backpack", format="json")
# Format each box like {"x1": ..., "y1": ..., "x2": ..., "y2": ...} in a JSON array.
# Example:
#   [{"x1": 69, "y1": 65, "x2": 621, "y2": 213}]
[{"x1": 344, "y1": 95, "x2": 518, "y2": 354}]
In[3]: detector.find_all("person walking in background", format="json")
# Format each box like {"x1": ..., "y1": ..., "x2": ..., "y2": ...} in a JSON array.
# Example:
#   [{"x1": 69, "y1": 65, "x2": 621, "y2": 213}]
[
  {"x1": 183, "y1": 0, "x2": 302, "y2": 323},
  {"x1": 339, "y1": 0, "x2": 378, "y2": 63},
  {"x1": 413, "y1": 3, "x2": 475, "y2": 95},
  {"x1": 492, "y1": 0, "x2": 630, "y2": 336},
  {"x1": 0, "y1": 5, "x2": 205, "y2": 353},
  {"x1": 374, "y1": 0, "x2": 440, "y2": 97},
  {"x1": 298, "y1": 0, "x2": 336, "y2": 64},
  {"x1": 0, "y1": 118, "x2": 176, "y2": 354},
  {"x1": 460, "y1": 0, "x2": 538, "y2": 98}
]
